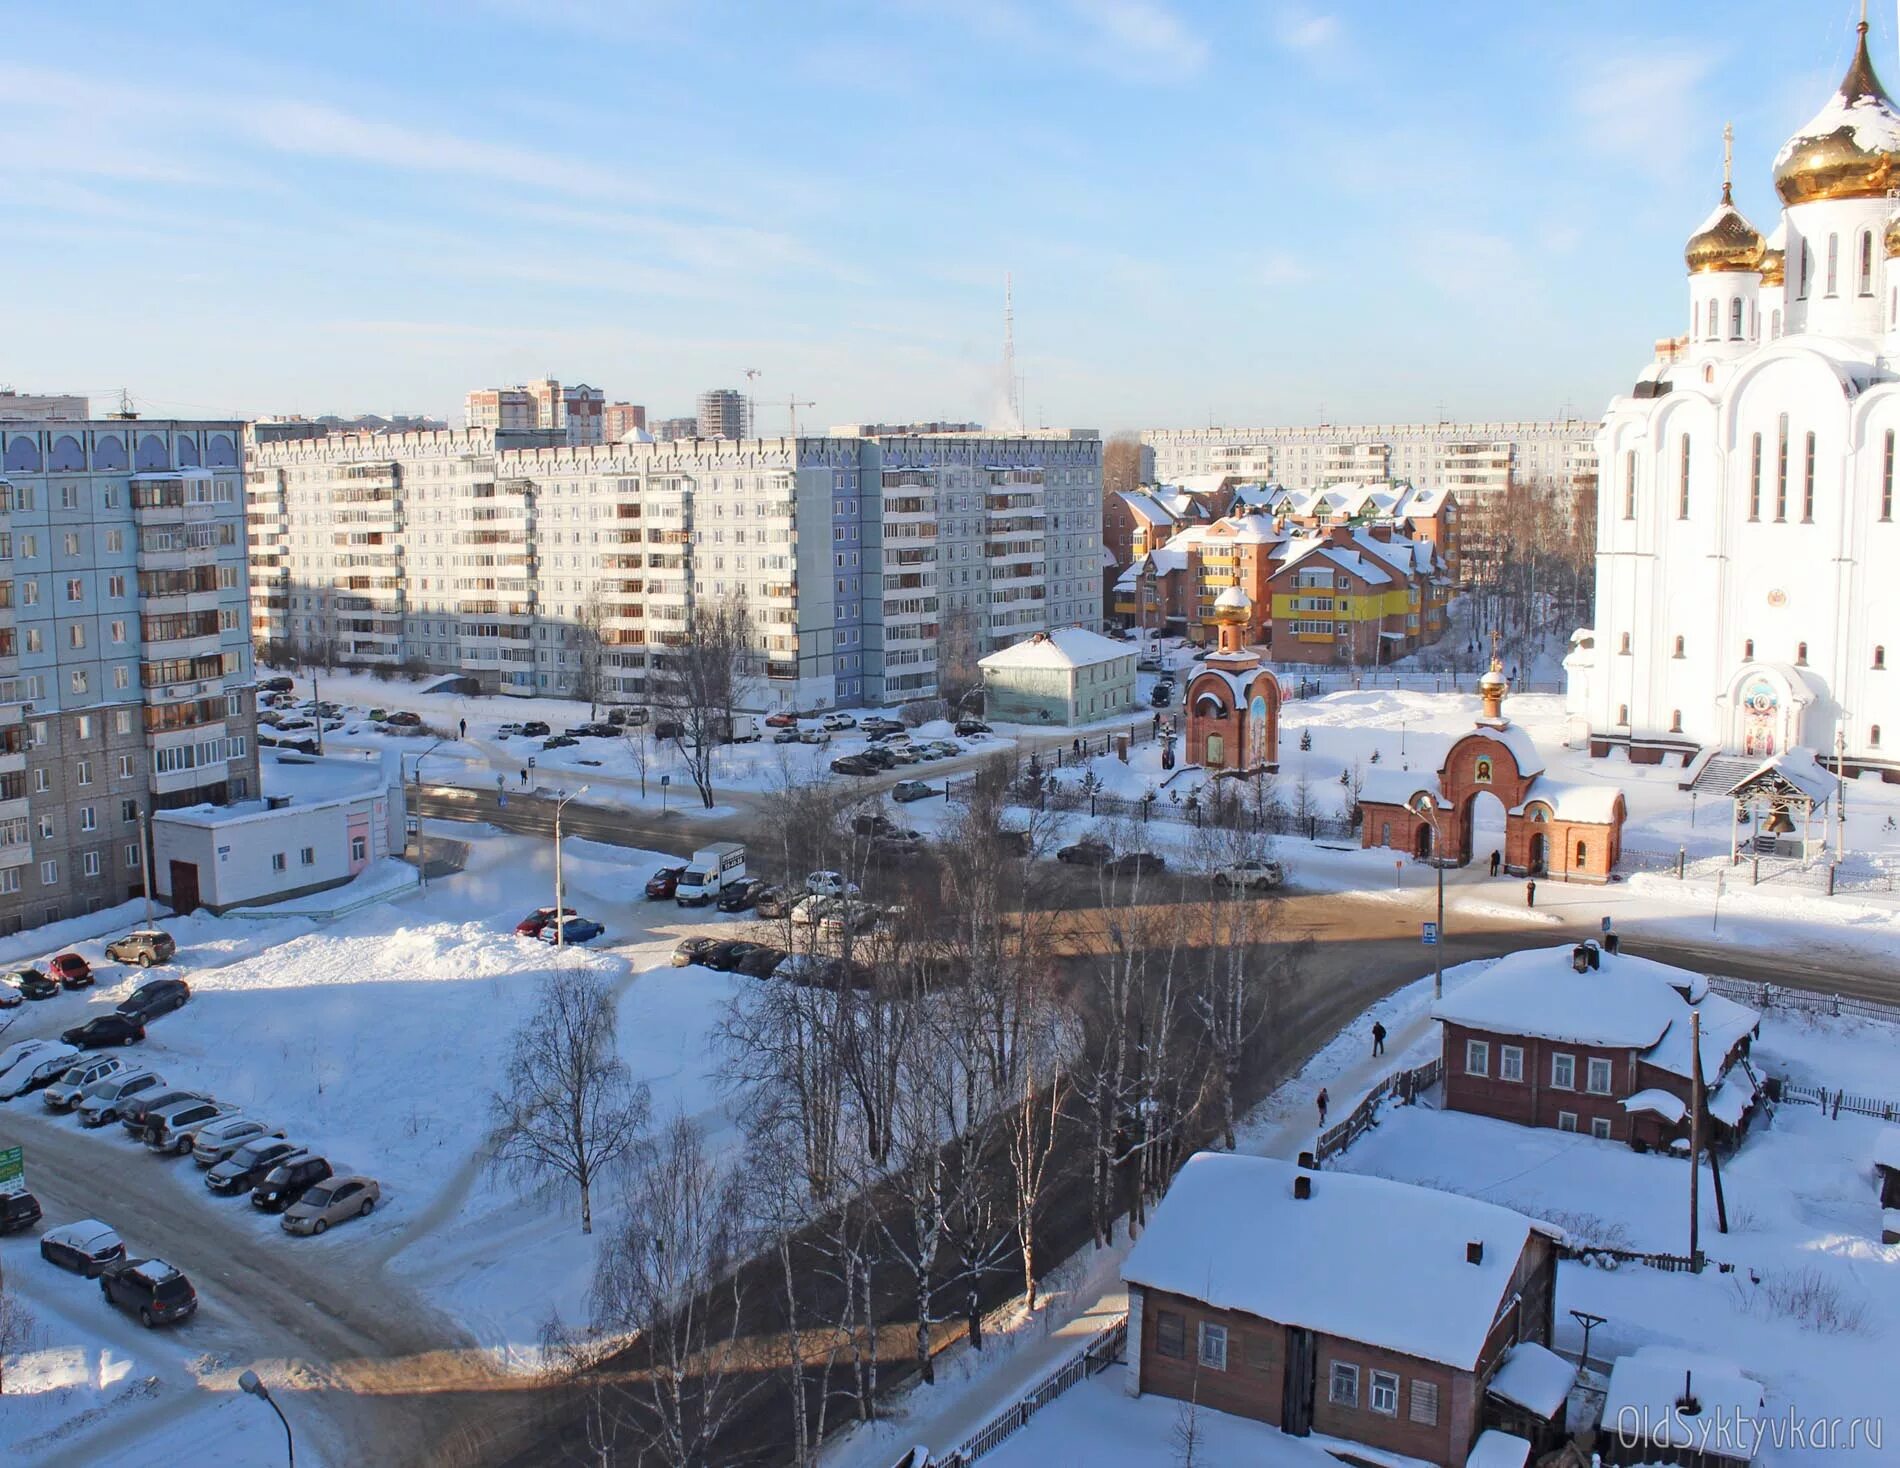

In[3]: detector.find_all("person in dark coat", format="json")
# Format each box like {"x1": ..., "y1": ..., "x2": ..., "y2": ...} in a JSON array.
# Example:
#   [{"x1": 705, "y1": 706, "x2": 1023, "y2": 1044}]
[
  {"x1": 1526, "y1": 879, "x2": 1537, "y2": 908},
  {"x1": 1317, "y1": 1088, "x2": 1330, "y2": 1126},
  {"x1": 459, "y1": 717, "x2": 467, "y2": 739},
  {"x1": 1371, "y1": 1021, "x2": 1386, "y2": 1056},
  {"x1": 1489, "y1": 849, "x2": 1501, "y2": 877}
]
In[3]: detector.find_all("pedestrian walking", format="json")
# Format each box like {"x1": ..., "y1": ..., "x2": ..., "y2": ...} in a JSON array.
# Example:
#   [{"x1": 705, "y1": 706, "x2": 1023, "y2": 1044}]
[
  {"x1": 1073, "y1": 737, "x2": 1082, "y2": 756},
  {"x1": 1371, "y1": 1021, "x2": 1386, "y2": 1057},
  {"x1": 519, "y1": 767, "x2": 529, "y2": 787},
  {"x1": 1525, "y1": 879, "x2": 1537, "y2": 908},
  {"x1": 459, "y1": 717, "x2": 467, "y2": 739},
  {"x1": 1489, "y1": 849, "x2": 1501, "y2": 877},
  {"x1": 1316, "y1": 1088, "x2": 1330, "y2": 1126}
]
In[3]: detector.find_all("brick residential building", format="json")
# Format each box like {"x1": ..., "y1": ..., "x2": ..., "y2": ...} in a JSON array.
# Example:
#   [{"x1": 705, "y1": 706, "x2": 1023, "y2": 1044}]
[{"x1": 1123, "y1": 1153, "x2": 1558, "y2": 1467}]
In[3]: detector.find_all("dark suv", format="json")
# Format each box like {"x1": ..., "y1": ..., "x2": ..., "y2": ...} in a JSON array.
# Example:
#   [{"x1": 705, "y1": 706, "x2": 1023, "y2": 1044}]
[
  {"x1": 207, "y1": 1138, "x2": 305, "y2": 1197},
  {"x1": 0, "y1": 1190, "x2": 44, "y2": 1234},
  {"x1": 100, "y1": 1258, "x2": 198, "y2": 1327},
  {"x1": 251, "y1": 1155, "x2": 333, "y2": 1213},
  {"x1": 117, "y1": 977, "x2": 190, "y2": 1021}
]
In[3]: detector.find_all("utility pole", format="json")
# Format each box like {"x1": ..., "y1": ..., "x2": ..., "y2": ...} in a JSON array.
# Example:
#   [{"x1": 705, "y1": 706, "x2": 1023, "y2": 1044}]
[
  {"x1": 412, "y1": 739, "x2": 445, "y2": 889},
  {"x1": 1415, "y1": 794, "x2": 1446, "y2": 998},
  {"x1": 1689, "y1": 1009, "x2": 1703, "y2": 1270},
  {"x1": 552, "y1": 785, "x2": 588, "y2": 947},
  {"x1": 137, "y1": 806, "x2": 154, "y2": 924},
  {"x1": 311, "y1": 670, "x2": 323, "y2": 755}
]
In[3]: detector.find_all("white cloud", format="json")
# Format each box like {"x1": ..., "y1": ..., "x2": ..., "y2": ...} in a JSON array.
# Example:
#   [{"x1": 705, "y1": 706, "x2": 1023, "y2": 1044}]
[
  {"x1": 905, "y1": 0, "x2": 1207, "y2": 82},
  {"x1": 1572, "y1": 50, "x2": 1715, "y2": 178},
  {"x1": 1070, "y1": 0, "x2": 1210, "y2": 81},
  {"x1": 1259, "y1": 251, "x2": 1311, "y2": 286},
  {"x1": 1271, "y1": 4, "x2": 1342, "y2": 55}
]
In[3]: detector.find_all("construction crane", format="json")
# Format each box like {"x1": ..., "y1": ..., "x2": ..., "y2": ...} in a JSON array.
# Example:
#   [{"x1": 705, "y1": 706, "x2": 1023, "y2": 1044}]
[
  {"x1": 781, "y1": 396, "x2": 815, "y2": 438},
  {"x1": 743, "y1": 368, "x2": 761, "y2": 438}
]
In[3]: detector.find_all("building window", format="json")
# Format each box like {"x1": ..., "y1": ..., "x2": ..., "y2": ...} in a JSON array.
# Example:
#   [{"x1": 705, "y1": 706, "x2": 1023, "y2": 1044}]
[
  {"x1": 1575, "y1": 839, "x2": 1588, "y2": 866},
  {"x1": 1748, "y1": 433, "x2": 1762, "y2": 519},
  {"x1": 0, "y1": 870, "x2": 16, "y2": 895},
  {"x1": 1704, "y1": 298, "x2": 1717, "y2": 339},
  {"x1": 271, "y1": 852, "x2": 287, "y2": 873},
  {"x1": 1370, "y1": 1370, "x2": 1400, "y2": 1416},
  {"x1": 1774, "y1": 414, "x2": 1789, "y2": 520},
  {"x1": 1872, "y1": 725, "x2": 1882, "y2": 747},
  {"x1": 1886, "y1": 431, "x2": 1896, "y2": 520},
  {"x1": 1678, "y1": 435, "x2": 1691, "y2": 518},
  {"x1": 76, "y1": 759, "x2": 91, "y2": 785},
  {"x1": 1154, "y1": 1309, "x2": 1185, "y2": 1359},
  {"x1": 1797, "y1": 237, "x2": 1810, "y2": 298},
  {"x1": 1552, "y1": 1053, "x2": 1576, "y2": 1090},
  {"x1": 351, "y1": 835, "x2": 368, "y2": 861},
  {"x1": 1557, "y1": 1111, "x2": 1579, "y2": 1132},
  {"x1": 1466, "y1": 1039, "x2": 1490, "y2": 1077},
  {"x1": 125, "y1": 844, "x2": 140, "y2": 870},
  {"x1": 1859, "y1": 229, "x2": 1874, "y2": 295},
  {"x1": 1586, "y1": 1058, "x2": 1614, "y2": 1094},
  {"x1": 1622, "y1": 450, "x2": 1635, "y2": 519},
  {"x1": 1618, "y1": 703, "x2": 1629, "y2": 725},
  {"x1": 1729, "y1": 296, "x2": 1743, "y2": 338},
  {"x1": 1744, "y1": 637, "x2": 1755, "y2": 660},
  {"x1": 1330, "y1": 1361, "x2": 1360, "y2": 1407},
  {"x1": 82, "y1": 851, "x2": 100, "y2": 877},
  {"x1": 1802, "y1": 431, "x2": 1816, "y2": 521},
  {"x1": 1619, "y1": 632, "x2": 1631, "y2": 654},
  {"x1": 39, "y1": 859, "x2": 56, "y2": 886},
  {"x1": 1198, "y1": 1322, "x2": 1228, "y2": 1371},
  {"x1": 1500, "y1": 1045, "x2": 1524, "y2": 1082},
  {"x1": 1673, "y1": 635, "x2": 1685, "y2": 658},
  {"x1": 1797, "y1": 640, "x2": 1808, "y2": 665},
  {"x1": 1591, "y1": 1117, "x2": 1613, "y2": 1140},
  {"x1": 1410, "y1": 1379, "x2": 1440, "y2": 1426},
  {"x1": 1826, "y1": 232, "x2": 1839, "y2": 295},
  {"x1": 79, "y1": 806, "x2": 95, "y2": 832},
  {"x1": 300, "y1": 846, "x2": 316, "y2": 867}
]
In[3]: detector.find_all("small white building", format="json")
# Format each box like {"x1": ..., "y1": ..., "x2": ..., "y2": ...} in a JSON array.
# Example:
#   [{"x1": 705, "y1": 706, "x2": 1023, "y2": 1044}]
[
  {"x1": 152, "y1": 754, "x2": 401, "y2": 913},
  {"x1": 979, "y1": 627, "x2": 1136, "y2": 726}
]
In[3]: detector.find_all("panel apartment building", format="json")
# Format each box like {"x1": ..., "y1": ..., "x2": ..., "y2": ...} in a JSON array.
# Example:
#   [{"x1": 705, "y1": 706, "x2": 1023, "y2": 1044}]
[
  {"x1": 0, "y1": 417, "x2": 260, "y2": 934},
  {"x1": 246, "y1": 422, "x2": 1101, "y2": 709}
]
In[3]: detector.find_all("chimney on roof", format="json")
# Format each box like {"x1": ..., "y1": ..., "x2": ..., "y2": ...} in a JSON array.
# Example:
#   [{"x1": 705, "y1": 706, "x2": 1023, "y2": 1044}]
[
  {"x1": 1676, "y1": 1370, "x2": 1701, "y2": 1416},
  {"x1": 1465, "y1": 1240, "x2": 1484, "y2": 1265},
  {"x1": 1296, "y1": 1150, "x2": 1316, "y2": 1169},
  {"x1": 1293, "y1": 1173, "x2": 1313, "y2": 1200}
]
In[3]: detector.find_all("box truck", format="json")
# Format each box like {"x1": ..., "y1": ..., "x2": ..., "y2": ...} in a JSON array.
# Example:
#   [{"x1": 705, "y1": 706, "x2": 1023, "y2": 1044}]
[{"x1": 675, "y1": 842, "x2": 748, "y2": 906}]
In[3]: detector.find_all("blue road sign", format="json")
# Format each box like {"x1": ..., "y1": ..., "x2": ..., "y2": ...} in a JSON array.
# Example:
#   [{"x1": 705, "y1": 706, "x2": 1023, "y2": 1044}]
[{"x1": 1422, "y1": 921, "x2": 1439, "y2": 945}]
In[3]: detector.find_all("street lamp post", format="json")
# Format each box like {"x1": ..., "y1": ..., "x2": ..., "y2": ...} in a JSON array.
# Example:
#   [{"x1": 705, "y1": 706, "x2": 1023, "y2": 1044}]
[
  {"x1": 412, "y1": 738, "x2": 446, "y2": 890},
  {"x1": 238, "y1": 1369, "x2": 294, "y2": 1466},
  {"x1": 552, "y1": 785, "x2": 589, "y2": 947},
  {"x1": 1414, "y1": 793, "x2": 1445, "y2": 999}
]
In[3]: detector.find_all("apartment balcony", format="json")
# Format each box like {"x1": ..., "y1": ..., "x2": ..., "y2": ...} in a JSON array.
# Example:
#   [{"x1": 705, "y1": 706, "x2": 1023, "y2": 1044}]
[
  {"x1": 141, "y1": 631, "x2": 223, "y2": 663},
  {"x1": 143, "y1": 673, "x2": 225, "y2": 706},
  {"x1": 138, "y1": 541, "x2": 220, "y2": 573},
  {"x1": 343, "y1": 641, "x2": 403, "y2": 665},
  {"x1": 131, "y1": 482, "x2": 218, "y2": 525}
]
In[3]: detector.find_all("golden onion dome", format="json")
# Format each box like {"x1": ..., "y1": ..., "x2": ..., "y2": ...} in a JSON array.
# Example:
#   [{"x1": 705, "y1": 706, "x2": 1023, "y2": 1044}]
[
  {"x1": 1772, "y1": 21, "x2": 1900, "y2": 205},
  {"x1": 1685, "y1": 184, "x2": 1765, "y2": 274},
  {"x1": 1886, "y1": 208, "x2": 1900, "y2": 258},
  {"x1": 1211, "y1": 585, "x2": 1251, "y2": 623},
  {"x1": 1759, "y1": 246, "x2": 1786, "y2": 286}
]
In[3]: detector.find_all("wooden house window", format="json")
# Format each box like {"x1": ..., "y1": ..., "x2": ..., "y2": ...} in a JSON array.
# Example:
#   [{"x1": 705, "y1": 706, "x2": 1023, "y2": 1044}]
[
  {"x1": 1551, "y1": 1053, "x2": 1576, "y2": 1090},
  {"x1": 1198, "y1": 1322, "x2": 1228, "y2": 1371},
  {"x1": 1410, "y1": 1380, "x2": 1440, "y2": 1425},
  {"x1": 1586, "y1": 1058, "x2": 1614, "y2": 1094},
  {"x1": 1154, "y1": 1309, "x2": 1185, "y2": 1359},
  {"x1": 1591, "y1": 1118, "x2": 1613, "y2": 1139},
  {"x1": 1329, "y1": 1361, "x2": 1360, "y2": 1407},
  {"x1": 1557, "y1": 1111, "x2": 1579, "y2": 1132},
  {"x1": 1500, "y1": 1045, "x2": 1524, "y2": 1082},
  {"x1": 1465, "y1": 1039, "x2": 1490, "y2": 1077},
  {"x1": 1370, "y1": 1371, "x2": 1401, "y2": 1416}
]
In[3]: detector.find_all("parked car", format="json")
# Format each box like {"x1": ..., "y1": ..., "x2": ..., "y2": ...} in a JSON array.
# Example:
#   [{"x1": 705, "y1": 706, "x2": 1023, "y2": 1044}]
[
  {"x1": 852, "y1": 812, "x2": 900, "y2": 838},
  {"x1": 520, "y1": 720, "x2": 551, "y2": 738},
  {"x1": 206, "y1": 1139, "x2": 305, "y2": 1196},
  {"x1": 577, "y1": 722, "x2": 618, "y2": 738},
  {"x1": 671, "y1": 935, "x2": 723, "y2": 968},
  {"x1": 887, "y1": 745, "x2": 923, "y2": 765},
  {"x1": 495, "y1": 722, "x2": 523, "y2": 738},
  {"x1": 955, "y1": 719, "x2": 992, "y2": 736},
  {"x1": 100, "y1": 1258, "x2": 198, "y2": 1327},
  {"x1": 859, "y1": 746, "x2": 897, "y2": 770},
  {"x1": 764, "y1": 712, "x2": 799, "y2": 728},
  {"x1": 892, "y1": 780, "x2": 936, "y2": 802},
  {"x1": 537, "y1": 916, "x2": 603, "y2": 944},
  {"x1": 821, "y1": 713, "x2": 857, "y2": 731},
  {"x1": 0, "y1": 975, "x2": 17, "y2": 1008},
  {"x1": 817, "y1": 899, "x2": 878, "y2": 937},
  {"x1": 514, "y1": 906, "x2": 578, "y2": 938},
  {"x1": 5, "y1": 967, "x2": 59, "y2": 1001},
  {"x1": 140, "y1": 1097, "x2": 238, "y2": 1154},
  {"x1": 116, "y1": 977, "x2": 190, "y2": 1022},
  {"x1": 0, "y1": 1191, "x2": 44, "y2": 1235},
  {"x1": 542, "y1": 734, "x2": 579, "y2": 751},
  {"x1": 860, "y1": 716, "x2": 904, "y2": 735},
  {"x1": 384, "y1": 711, "x2": 423, "y2": 728},
  {"x1": 48, "y1": 953, "x2": 94, "y2": 989},
  {"x1": 61, "y1": 1014, "x2": 146, "y2": 1050},
  {"x1": 751, "y1": 885, "x2": 795, "y2": 920},
  {"x1": 734, "y1": 944, "x2": 789, "y2": 978},
  {"x1": 1105, "y1": 851, "x2": 1166, "y2": 878},
  {"x1": 192, "y1": 1116, "x2": 283, "y2": 1167},
  {"x1": 715, "y1": 878, "x2": 764, "y2": 914},
  {"x1": 644, "y1": 865, "x2": 687, "y2": 900},
  {"x1": 1213, "y1": 858, "x2": 1286, "y2": 890},
  {"x1": 1056, "y1": 839, "x2": 1114, "y2": 866},
  {"x1": 251, "y1": 1155, "x2": 334, "y2": 1213},
  {"x1": 1149, "y1": 687, "x2": 1172, "y2": 708},
  {"x1": 830, "y1": 755, "x2": 875, "y2": 776},
  {"x1": 105, "y1": 931, "x2": 176, "y2": 968},
  {"x1": 259, "y1": 676, "x2": 295, "y2": 693},
  {"x1": 805, "y1": 870, "x2": 860, "y2": 898},
  {"x1": 873, "y1": 831, "x2": 924, "y2": 858},
  {"x1": 0, "y1": 1042, "x2": 81, "y2": 1099},
  {"x1": 43, "y1": 1054, "x2": 132, "y2": 1111},
  {"x1": 772, "y1": 727, "x2": 802, "y2": 744},
  {"x1": 116, "y1": 1088, "x2": 204, "y2": 1135},
  {"x1": 789, "y1": 895, "x2": 840, "y2": 927},
  {"x1": 615, "y1": 708, "x2": 648, "y2": 727},
  {"x1": 76, "y1": 1071, "x2": 167, "y2": 1127},
  {"x1": 798, "y1": 729, "x2": 830, "y2": 745},
  {"x1": 39, "y1": 1218, "x2": 125, "y2": 1275},
  {"x1": 699, "y1": 940, "x2": 759, "y2": 973},
  {"x1": 282, "y1": 1175, "x2": 380, "y2": 1236}
]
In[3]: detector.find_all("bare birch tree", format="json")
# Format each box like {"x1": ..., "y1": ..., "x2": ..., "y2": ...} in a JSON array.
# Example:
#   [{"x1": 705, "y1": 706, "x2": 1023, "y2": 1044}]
[
  {"x1": 489, "y1": 968, "x2": 649, "y2": 1235},
  {"x1": 648, "y1": 596, "x2": 754, "y2": 809}
]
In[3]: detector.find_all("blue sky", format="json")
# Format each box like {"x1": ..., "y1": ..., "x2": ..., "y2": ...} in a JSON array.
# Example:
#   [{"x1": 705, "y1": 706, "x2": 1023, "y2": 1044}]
[{"x1": 0, "y1": 1, "x2": 1882, "y2": 432}]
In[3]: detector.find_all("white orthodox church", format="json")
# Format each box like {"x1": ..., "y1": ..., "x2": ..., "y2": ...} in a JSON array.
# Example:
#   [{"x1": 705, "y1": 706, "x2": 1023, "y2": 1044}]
[{"x1": 1567, "y1": 16, "x2": 1900, "y2": 780}]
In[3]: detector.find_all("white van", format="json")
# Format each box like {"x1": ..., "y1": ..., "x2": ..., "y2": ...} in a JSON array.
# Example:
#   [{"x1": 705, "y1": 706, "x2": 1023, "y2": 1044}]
[{"x1": 675, "y1": 842, "x2": 747, "y2": 906}]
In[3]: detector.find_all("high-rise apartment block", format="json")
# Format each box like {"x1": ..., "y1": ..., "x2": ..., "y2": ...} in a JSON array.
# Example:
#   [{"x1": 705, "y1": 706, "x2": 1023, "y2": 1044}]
[
  {"x1": 603, "y1": 402, "x2": 647, "y2": 440},
  {"x1": 695, "y1": 389, "x2": 752, "y2": 441},
  {"x1": 246, "y1": 422, "x2": 1101, "y2": 709},
  {"x1": 0, "y1": 417, "x2": 260, "y2": 934},
  {"x1": 651, "y1": 417, "x2": 700, "y2": 442},
  {"x1": 464, "y1": 379, "x2": 605, "y2": 445}
]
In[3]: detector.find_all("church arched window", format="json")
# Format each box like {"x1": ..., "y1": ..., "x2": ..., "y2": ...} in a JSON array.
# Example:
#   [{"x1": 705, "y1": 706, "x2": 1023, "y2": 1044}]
[
  {"x1": 1706, "y1": 299, "x2": 1719, "y2": 338},
  {"x1": 1744, "y1": 637, "x2": 1755, "y2": 659},
  {"x1": 1619, "y1": 632, "x2": 1632, "y2": 654},
  {"x1": 1673, "y1": 635, "x2": 1685, "y2": 658},
  {"x1": 1623, "y1": 450, "x2": 1636, "y2": 519},
  {"x1": 1797, "y1": 640, "x2": 1809, "y2": 665},
  {"x1": 1797, "y1": 238, "x2": 1811, "y2": 299},
  {"x1": 1575, "y1": 839, "x2": 1588, "y2": 867},
  {"x1": 1678, "y1": 435, "x2": 1691, "y2": 518},
  {"x1": 1748, "y1": 432, "x2": 1763, "y2": 519},
  {"x1": 1730, "y1": 296, "x2": 1743, "y2": 338},
  {"x1": 1876, "y1": 645, "x2": 1886, "y2": 670},
  {"x1": 1772, "y1": 308, "x2": 1782, "y2": 338},
  {"x1": 1826, "y1": 233, "x2": 1840, "y2": 296},
  {"x1": 1860, "y1": 230, "x2": 1875, "y2": 295},
  {"x1": 1874, "y1": 725, "x2": 1883, "y2": 747},
  {"x1": 1617, "y1": 704, "x2": 1629, "y2": 725}
]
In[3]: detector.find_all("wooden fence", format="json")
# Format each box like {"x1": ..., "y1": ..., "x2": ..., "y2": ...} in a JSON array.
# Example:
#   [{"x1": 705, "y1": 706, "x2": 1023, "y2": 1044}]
[
  {"x1": 1702, "y1": 974, "x2": 1900, "y2": 1027},
  {"x1": 1557, "y1": 1241, "x2": 1732, "y2": 1275},
  {"x1": 1774, "y1": 1080, "x2": 1900, "y2": 1123},
  {"x1": 916, "y1": 1314, "x2": 1129, "y2": 1468},
  {"x1": 1314, "y1": 1056, "x2": 1444, "y2": 1164}
]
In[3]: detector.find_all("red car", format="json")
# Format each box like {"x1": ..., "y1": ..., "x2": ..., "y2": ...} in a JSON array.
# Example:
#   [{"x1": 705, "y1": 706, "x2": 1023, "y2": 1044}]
[
  {"x1": 49, "y1": 953, "x2": 94, "y2": 990},
  {"x1": 514, "y1": 907, "x2": 577, "y2": 938},
  {"x1": 764, "y1": 712, "x2": 799, "y2": 728},
  {"x1": 644, "y1": 865, "x2": 686, "y2": 900}
]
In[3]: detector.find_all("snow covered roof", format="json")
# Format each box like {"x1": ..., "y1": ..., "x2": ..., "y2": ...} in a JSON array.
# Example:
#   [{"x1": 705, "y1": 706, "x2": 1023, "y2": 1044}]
[
  {"x1": 1873, "y1": 1125, "x2": 1900, "y2": 1174},
  {"x1": 1190, "y1": 665, "x2": 1272, "y2": 706},
  {"x1": 1115, "y1": 489, "x2": 1178, "y2": 526},
  {"x1": 1122, "y1": 1152, "x2": 1556, "y2": 1370},
  {"x1": 1459, "y1": 720, "x2": 1546, "y2": 778},
  {"x1": 1487, "y1": 1341, "x2": 1574, "y2": 1418},
  {"x1": 1620, "y1": 1089, "x2": 1687, "y2": 1124},
  {"x1": 1465, "y1": 1431, "x2": 1531, "y2": 1468},
  {"x1": 1726, "y1": 746, "x2": 1839, "y2": 806},
  {"x1": 155, "y1": 753, "x2": 389, "y2": 829},
  {"x1": 980, "y1": 627, "x2": 1133, "y2": 673},
  {"x1": 1602, "y1": 1347, "x2": 1764, "y2": 1460},
  {"x1": 1358, "y1": 767, "x2": 1437, "y2": 810},
  {"x1": 1707, "y1": 1068, "x2": 1760, "y2": 1128},
  {"x1": 1433, "y1": 946, "x2": 1760, "y2": 1082},
  {"x1": 1510, "y1": 775, "x2": 1623, "y2": 824}
]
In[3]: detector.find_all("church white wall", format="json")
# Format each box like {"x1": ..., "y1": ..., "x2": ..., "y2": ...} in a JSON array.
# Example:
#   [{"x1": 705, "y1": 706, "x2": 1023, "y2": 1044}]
[{"x1": 1783, "y1": 198, "x2": 1891, "y2": 340}]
